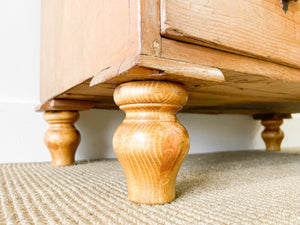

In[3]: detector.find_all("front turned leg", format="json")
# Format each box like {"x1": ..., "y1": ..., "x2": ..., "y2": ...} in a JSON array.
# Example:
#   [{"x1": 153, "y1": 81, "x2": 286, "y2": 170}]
[
  {"x1": 113, "y1": 81, "x2": 190, "y2": 204},
  {"x1": 254, "y1": 114, "x2": 291, "y2": 151},
  {"x1": 44, "y1": 111, "x2": 80, "y2": 166}
]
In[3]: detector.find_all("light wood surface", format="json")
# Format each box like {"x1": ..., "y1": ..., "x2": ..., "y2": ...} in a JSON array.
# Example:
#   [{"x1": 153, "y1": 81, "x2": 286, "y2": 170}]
[
  {"x1": 161, "y1": 39, "x2": 300, "y2": 84},
  {"x1": 140, "y1": 0, "x2": 161, "y2": 56},
  {"x1": 161, "y1": 39, "x2": 300, "y2": 113},
  {"x1": 40, "y1": 0, "x2": 300, "y2": 115},
  {"x1": 161, "y1": 0, "x2": 300, "y2": 68},
  {"x1": 90, "y1": 55, "x2": 225, "y2": 86},
  {"x1": 40, "y1": 0, "x2": 139, "y2": 102},
  {"x1": 36, "y1": 99, "x2": 95, "y2": 112},
  {"x1": 113, "y1": 81, "x2": 189, "y2": 204},
  {"x1": 44, "y1": 111, "x2": 80, "y2": 166}
]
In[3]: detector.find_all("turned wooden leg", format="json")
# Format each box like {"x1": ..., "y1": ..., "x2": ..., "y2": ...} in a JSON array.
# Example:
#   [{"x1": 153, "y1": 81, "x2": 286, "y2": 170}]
[
  {"x1": 44, "y1": 111, "x2": 80, "y2": 166},
  {"x1": 113, "y1": 81, "x2": 190, "y2": 204},
  {"x1": 254, "y1": 114, "x2": 291, "y2": 152},
  {"x1": 261, "y1": 119, "x2": 284, "y2": 151}
]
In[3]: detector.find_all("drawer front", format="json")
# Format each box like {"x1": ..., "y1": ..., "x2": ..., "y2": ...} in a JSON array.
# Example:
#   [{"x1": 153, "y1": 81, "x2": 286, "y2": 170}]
[{"x1": 161, "y1": 0, "x2": 300, "y2": 68}]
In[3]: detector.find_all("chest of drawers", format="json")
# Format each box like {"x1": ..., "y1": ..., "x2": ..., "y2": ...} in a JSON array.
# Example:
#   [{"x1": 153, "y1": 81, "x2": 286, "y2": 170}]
[{"x1": 39, "y1": 0, "x2": 300, "y2": 204}]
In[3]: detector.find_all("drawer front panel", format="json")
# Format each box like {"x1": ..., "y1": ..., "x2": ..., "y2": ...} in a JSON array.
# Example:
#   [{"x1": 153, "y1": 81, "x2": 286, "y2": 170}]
[{"x1": 161, "y1": 0, "x2": 300, "y2": 68}]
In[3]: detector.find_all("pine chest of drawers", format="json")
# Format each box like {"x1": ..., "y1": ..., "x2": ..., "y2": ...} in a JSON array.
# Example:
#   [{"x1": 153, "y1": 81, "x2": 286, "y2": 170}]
[{"x1": 39, "y1": 0, "x2": 300, "y2": 204}]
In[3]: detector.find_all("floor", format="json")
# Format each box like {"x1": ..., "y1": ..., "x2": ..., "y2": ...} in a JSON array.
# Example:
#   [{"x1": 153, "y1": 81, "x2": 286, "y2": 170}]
[{"x1": 0, "y1": 150, "x2": 300, "y2": 224}]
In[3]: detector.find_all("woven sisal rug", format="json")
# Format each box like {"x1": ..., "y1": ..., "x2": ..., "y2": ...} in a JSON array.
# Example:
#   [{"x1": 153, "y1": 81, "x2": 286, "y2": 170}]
[{"x1": 1, "y1": 151, "x2": 300, "y2": 224}]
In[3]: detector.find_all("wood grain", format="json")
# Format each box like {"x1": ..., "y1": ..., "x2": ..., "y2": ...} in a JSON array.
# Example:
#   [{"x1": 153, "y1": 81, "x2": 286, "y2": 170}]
[
  {"x1": 162, "y1": 38, "x2": 300, "y2": 83},
  {"x1": 36, "y1": 99, "x2": 95, "y2": 112},
  {"x1": 140, "y1": 0, "x2": 161, "y2": 56},
  {"x1": 161, "y1": 0, "x2": 300, "y2": 68},
  {"x1": 90, "y1": 55, "x2": 225, "y2": 86},
  {"x1": 48, "y1": 38, "x2": 300, "y2": 104},
  {"x1": 113, "y1": 81, "x2": 189, "y2": 204},
  {"x1": 57, "y1": 39, "x2": 300, "y2": 114},
  {"x1": 40, "y1": 0, "x2": 139, "y2": 102},
  {"x1": 44, "y1": 111, "x2": 80, "y2": 166}
]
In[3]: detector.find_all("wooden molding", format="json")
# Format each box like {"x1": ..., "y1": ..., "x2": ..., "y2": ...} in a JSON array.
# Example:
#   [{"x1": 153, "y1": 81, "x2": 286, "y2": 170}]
[
  {"x1": 162, "y1": 38, "x2": 300, "y2": 83},
  {"x1": 90, "y1": 55, "x2": 225, "y2": 87},
  {"x1": 36, "y1": 99, "x2": 95, "y2": 112}
]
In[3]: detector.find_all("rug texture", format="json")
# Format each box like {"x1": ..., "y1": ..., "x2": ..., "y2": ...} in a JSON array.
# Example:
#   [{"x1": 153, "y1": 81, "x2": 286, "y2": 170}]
[{"x1": 0, "y1": 151, "x2": 300, "y2": 225}]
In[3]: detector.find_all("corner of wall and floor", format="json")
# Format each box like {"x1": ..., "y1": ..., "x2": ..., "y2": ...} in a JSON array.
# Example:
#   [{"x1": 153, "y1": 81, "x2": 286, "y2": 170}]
[{"x1": 1, "y1": 0, "x2": 300, "y2": 164}]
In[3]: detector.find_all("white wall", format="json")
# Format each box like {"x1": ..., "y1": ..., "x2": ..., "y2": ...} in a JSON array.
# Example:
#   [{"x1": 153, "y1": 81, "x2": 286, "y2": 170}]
[{"x1": 0, "y1": 0, "x2": 299, "y2": 164}]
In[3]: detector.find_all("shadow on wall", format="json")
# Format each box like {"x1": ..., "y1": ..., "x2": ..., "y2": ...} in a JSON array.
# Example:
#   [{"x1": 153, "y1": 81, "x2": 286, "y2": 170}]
[
  {"x1": 76, "y1": 109, "x2": 124, "y2": 160},
  {"x1": 75, "y1": 109, "x2": 263, "y2": 160},
  {"x1": 178, "y1": 113, "x2": 263, "y2": 154}
]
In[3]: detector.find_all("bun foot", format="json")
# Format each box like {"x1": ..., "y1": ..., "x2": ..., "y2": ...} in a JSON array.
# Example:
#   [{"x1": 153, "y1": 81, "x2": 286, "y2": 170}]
[
  {"x1": 113, "y1": 81, "x2": 190, "y2": 204},
  {"x1": 44, "y1": 111, "x2": 80, "y2": 166}
]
